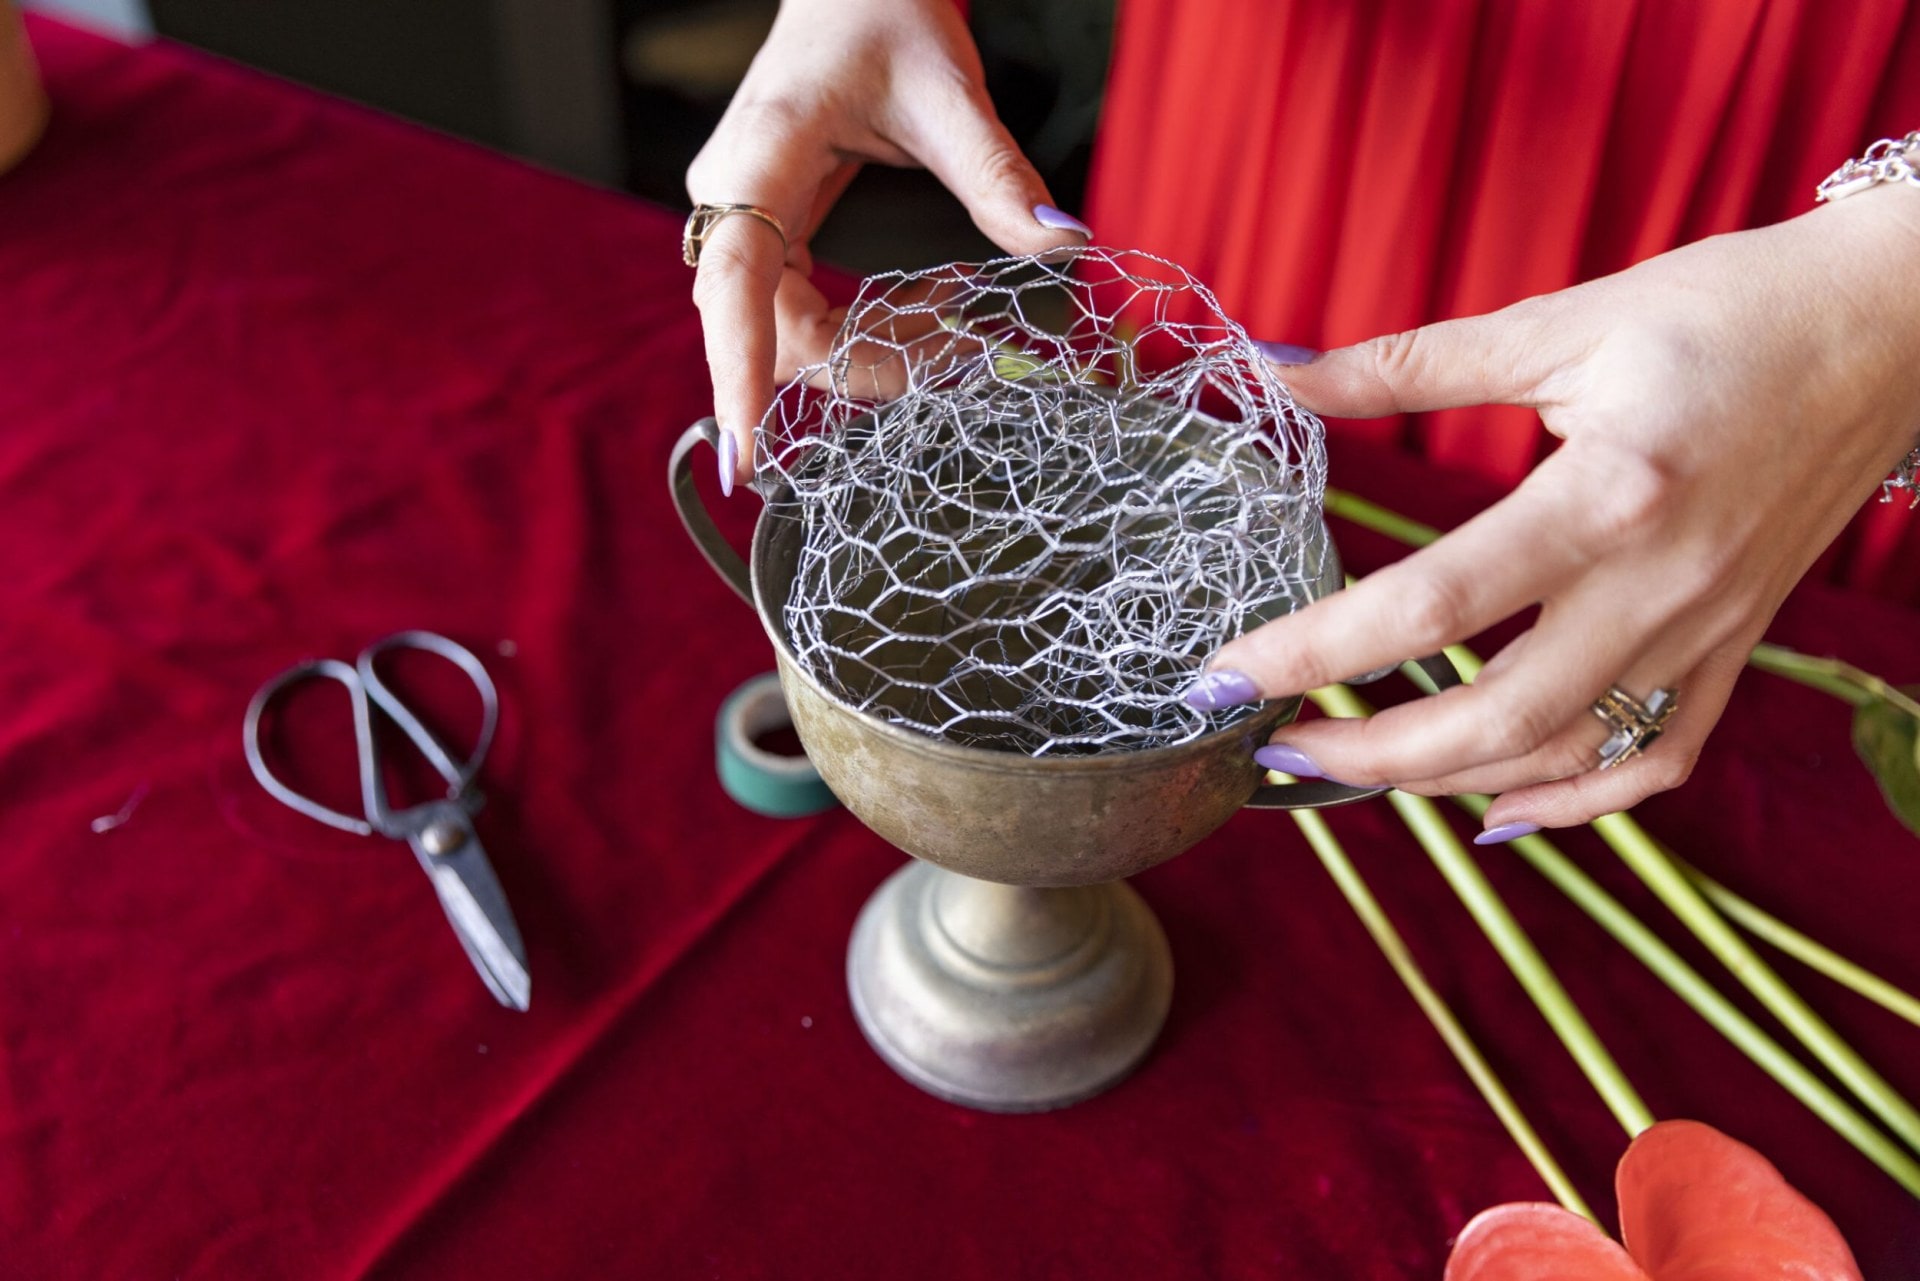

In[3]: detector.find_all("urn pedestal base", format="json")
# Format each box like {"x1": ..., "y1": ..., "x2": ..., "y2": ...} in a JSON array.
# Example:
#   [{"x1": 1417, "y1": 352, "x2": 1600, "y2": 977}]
[{"x1": 847, "y1": 860, "x2": 1173, "y2": 1112}]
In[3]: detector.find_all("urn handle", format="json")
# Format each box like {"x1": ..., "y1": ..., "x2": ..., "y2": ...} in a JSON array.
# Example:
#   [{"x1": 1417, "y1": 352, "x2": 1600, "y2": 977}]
[
  {"x1": 1243, "y1": 650, "x2": 1465, "y2": 810},
  {"x1": 669, "y1": 417, "x2": 753, "y2": 606}
]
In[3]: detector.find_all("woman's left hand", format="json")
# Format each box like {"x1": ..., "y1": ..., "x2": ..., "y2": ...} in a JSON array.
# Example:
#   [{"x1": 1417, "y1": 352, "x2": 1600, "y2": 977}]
[{"x1": 1195, "y1": 184, "x2": 1920, "y2": 837}]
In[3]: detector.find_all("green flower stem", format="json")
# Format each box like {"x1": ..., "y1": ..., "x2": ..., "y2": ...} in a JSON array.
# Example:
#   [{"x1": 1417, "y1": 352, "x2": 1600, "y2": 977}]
[
  {"x1": 1747, "y1": 643, "x2": 1920, "y2": 719},
  {"x1": 1673, "y1": 858, "x2": 1920, "y2": 1030},
  {"x1": 1399, "y1": 647, "x2": 1484, "y2": 693},
  {"x1": 1327, "y1": 482, "x2": 1920, "y2": 1176},
  {"x1": 1312, "y1": 683, "x2": 1654, "y2": 1138},
  {"x1": 1592, "y1": 808, "x2": 1920, "y2": 1157},
  {"x1": 1745, "y1": 643, "x2": 1879, "y2": 708},
  {"x1": 1289, "y1": 804, "x2": 1597, "y2": 1222},
  {"x1": 1450, "y1": 793, "x2": 1920, "y2": 1197},
  {"x1": 1324, "y1": 487, "x2": 1441, "y2": 549},
  {"x1": 1419, "y1": 626, "x2": 1920, "y2": 1160},
  {"x1": 1409, "y1": 628, "x2": 1920, "y2": 1158}
]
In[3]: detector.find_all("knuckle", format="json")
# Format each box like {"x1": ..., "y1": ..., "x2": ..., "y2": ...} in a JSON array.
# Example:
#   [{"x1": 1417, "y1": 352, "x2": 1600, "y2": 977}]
[
  {"x1": 1664, "y1": 546, "x2": 1736, "y2": 608},
  {"x1": 691, "y1": 238, "x2": 778, "y2": 308},
  {"x1": 686, "y1": 96, "x2": 813, "y2": 200},
  {"x1": 1235, "y1": 619, "x2": 1330, "y2": 696},
  {"x1": 969, "y1": 139, "x2": 1034, "y2": 196},
  {"x1": 1242, "y1": 647, "x2": 1318, "y2": 699},
  {"x1": 1483, "y1": 698, "x2": 1560, "y2": 759},
  {"x1": 1360, "y1": 329, "x2": 1438, "y2": 408},
  {"x1": 1548, "y1": 736, "x2": 1599, "y2": 780},
  {"x1": 690, "y1": 263, "x2": 722, "y2": 309},
  {"x1": 689, "y1": 260, "x2": 731, "y2": 309},
  {"x1": 1599, "y1": 320, "x2": 1703, "y2": 396},
  {"x1": 927, "y1": 62, "x2": 992, "y2": 113},
  {"x1": 1365, "y1": 329, "x2": 1425, "y2": 381},
  {"x1": 920, "y1": 62, "x2": 1012, "y2": 134},
  {"x1": 683, "y1": 153, "x2": 717, "y2": 202},
  {"x1": 1344, "y1": 703, "x2": 1430, "y2": 780},
  {"x1": 1643, "y1": 749, "x2": 1698, "y2": 793},
  {"x1": 1389, "y1": 573, "x2": 1470, "y2": 651},
  {"x1": 1582, "y1": 449, "x2": 1677, "y2": 543},
  {"x1": 730, "y1": 95, "x2": 813, "y2": 142},
  {"x1": 737, "y1": 95, "x2": 815, "y2": 148}
]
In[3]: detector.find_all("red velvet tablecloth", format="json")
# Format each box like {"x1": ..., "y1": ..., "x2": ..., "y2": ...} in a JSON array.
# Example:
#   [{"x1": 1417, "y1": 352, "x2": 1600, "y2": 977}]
[{"x1": 5, "y1": 19, "x2": 1918, "y2": 1279}]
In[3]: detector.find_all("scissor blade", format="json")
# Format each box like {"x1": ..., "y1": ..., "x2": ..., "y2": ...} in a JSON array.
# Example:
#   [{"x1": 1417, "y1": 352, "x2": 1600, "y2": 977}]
[{"x1": 409, "y1": 821, "x2": 531, "y2": 1011}]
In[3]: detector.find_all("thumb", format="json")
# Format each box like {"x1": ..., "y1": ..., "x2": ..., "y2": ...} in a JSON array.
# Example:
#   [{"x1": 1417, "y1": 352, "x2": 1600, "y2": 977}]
[
  {"x1": 1267, "y1": 297, "x2": 1562, "y2": 419},
  {"x1": 901, "y1": 82, "x2": 1090, "y2": 256}
]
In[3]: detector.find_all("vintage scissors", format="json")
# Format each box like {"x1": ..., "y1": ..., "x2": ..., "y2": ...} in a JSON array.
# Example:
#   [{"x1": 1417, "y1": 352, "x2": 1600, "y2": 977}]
[{"x1": 242, "y1": 630, "x2": 530, "y2": 1011}]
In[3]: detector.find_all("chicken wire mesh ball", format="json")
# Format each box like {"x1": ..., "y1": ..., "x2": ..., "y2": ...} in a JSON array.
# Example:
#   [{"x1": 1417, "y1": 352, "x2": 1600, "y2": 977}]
[{"x1": 753, "y1": 246, "x2": 1336, "y2": 757}]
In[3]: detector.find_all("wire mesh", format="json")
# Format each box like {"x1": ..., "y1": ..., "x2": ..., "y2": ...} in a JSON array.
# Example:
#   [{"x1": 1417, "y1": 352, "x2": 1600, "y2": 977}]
[{"x1": 754, "y1": 247, "x2": 1334, "y2": 756}]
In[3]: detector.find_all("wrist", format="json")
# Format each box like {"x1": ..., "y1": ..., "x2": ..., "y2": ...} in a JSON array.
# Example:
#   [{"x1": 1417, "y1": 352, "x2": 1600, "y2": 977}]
[
  {"x1": 1796, "y1": 169, "x2": 1920, "y2": 506},
  {"x1": 1833, "y1": 178, "x2": 1920, "y2": 245}
]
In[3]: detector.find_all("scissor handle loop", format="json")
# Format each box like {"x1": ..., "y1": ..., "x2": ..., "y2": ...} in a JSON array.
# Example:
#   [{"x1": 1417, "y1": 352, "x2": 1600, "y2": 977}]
[
  {"x1": 356, "y1": 630, "x2": 499, "y2": 804},
  {"x1": 242, "y1": 658, "x2": 380, "y2": 837},
  {"x1": 245, "y1": 632, "x2": 498, "y2": 838}
]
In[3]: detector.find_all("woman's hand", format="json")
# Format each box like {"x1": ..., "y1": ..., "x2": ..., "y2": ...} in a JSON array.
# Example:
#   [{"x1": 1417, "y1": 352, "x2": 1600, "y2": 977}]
[
  {"x1": 686, "y1": 0, "x2": 1089, "y2": 493},
  {"x1": 1196, "y1": 186, "x2": 1920, "y2": 837}
]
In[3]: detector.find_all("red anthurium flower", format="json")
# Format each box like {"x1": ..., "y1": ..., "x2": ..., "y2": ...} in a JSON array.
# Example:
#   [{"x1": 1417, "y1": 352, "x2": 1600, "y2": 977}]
[{"x1": 1445, "y1": 1120, "x2": 1862, "y2": 1281}]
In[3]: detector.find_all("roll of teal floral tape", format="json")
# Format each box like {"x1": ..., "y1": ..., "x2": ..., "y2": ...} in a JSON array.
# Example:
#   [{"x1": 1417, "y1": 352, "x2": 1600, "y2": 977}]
[{"x1": 716, "y1": 673, "x2": 838, "y2": 818}]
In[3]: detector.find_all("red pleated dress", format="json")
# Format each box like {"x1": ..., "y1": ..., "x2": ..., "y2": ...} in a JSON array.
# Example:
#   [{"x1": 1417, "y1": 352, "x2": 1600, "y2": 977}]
[{"x1": 1085, "y1": 0, "x2": 1920, "y2": 601}]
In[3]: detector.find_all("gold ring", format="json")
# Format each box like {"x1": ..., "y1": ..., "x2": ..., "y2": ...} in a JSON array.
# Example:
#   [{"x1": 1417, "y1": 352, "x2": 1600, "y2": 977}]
[
  {"x1": 683, "y1": 202, "x2": 789, "y2": 268},
  {"x1": 1591, "y1": 685, "x2": 1679, "y2": 770}
]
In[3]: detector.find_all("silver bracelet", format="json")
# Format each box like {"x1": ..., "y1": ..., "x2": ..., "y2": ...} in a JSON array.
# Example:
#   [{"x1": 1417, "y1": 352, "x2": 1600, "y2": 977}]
[
  {"x1": 1817, "y1": 131, "x2": 1920, "y2": 507},
  {"x1": 1816, "y1": 131, "x2": 1920, "y2": 203},
  {"x1": 1888, "y1": 449, "x2": 1920, "y2": 509}
]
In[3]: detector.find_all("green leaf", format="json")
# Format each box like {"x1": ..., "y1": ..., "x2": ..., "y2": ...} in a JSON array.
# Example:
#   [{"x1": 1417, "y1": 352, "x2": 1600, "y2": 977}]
[{"x1": 1852, "y1": 685, "x2": 1920, "y2": 838}]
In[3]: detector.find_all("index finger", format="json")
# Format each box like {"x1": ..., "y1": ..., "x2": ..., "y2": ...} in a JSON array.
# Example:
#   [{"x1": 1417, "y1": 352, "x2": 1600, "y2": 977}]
[
  {"x1": 687, "y1": 133, "x2": 830, "y2": 489},
  {"x1": 689, "y1": 210, "x2": 793, "y2": 491},
  {"x1": 1200, "y1": 451, "x2": 1619, "y2": 699}
]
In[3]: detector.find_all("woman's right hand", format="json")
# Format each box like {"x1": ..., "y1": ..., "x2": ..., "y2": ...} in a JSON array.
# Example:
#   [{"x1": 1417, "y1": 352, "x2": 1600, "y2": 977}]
[{"x1": 685, "y1": 0, "x2": 1090, "y2": 494}]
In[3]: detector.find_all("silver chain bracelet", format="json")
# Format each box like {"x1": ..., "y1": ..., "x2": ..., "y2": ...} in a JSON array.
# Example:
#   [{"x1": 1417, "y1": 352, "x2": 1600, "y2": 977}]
[
  {"x1": 1818, "y1": 131, "x2": 1920, "y2": 507},
  {"x1": 1817, "y1": 131, "x2": 1920, "y2": 204}
]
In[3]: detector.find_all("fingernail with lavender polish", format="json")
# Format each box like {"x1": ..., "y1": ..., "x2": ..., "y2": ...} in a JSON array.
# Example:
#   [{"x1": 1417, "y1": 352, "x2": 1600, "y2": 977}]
[
  {"x1": 1253, "y1": 743, "x2": 1326, "y2": 779},
  {"x1": 1252, "y1": 341, "x2": 1319, "y2": 366},
  {"x1": 717, "y1": 431, "x2": 739, "y2": 499},
  {"x1": 1033, "y1": 204, "x2": 1092, "y2": 237},
  {"x1": 1474, "y1": 821, "x2": 1541, "y2": 846},
  {"x1": 1183, "y1": 669, "x2": 1261, "y2": 711}
]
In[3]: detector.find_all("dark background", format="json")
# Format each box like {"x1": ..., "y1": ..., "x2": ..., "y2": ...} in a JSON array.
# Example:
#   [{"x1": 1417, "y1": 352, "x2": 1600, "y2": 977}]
[{"x1": 135, "y1": 0, "x2": 1115, "y2": 273}]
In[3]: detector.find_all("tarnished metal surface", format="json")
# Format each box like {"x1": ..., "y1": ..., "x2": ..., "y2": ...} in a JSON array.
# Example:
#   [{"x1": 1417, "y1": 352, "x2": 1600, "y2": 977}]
[
  {"x1": 665, "y1": 417, "x2": 1462, "y2": 885},
  {"x1": 778, "y1": 647, "x2": 1296, "y2": 885},
  {"x1": 750, "y1": 437, "x2": 1318, "y2": 886},
  {"x1": 847, "y1": 863, "x2": 1173, "y2": 1112}
]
